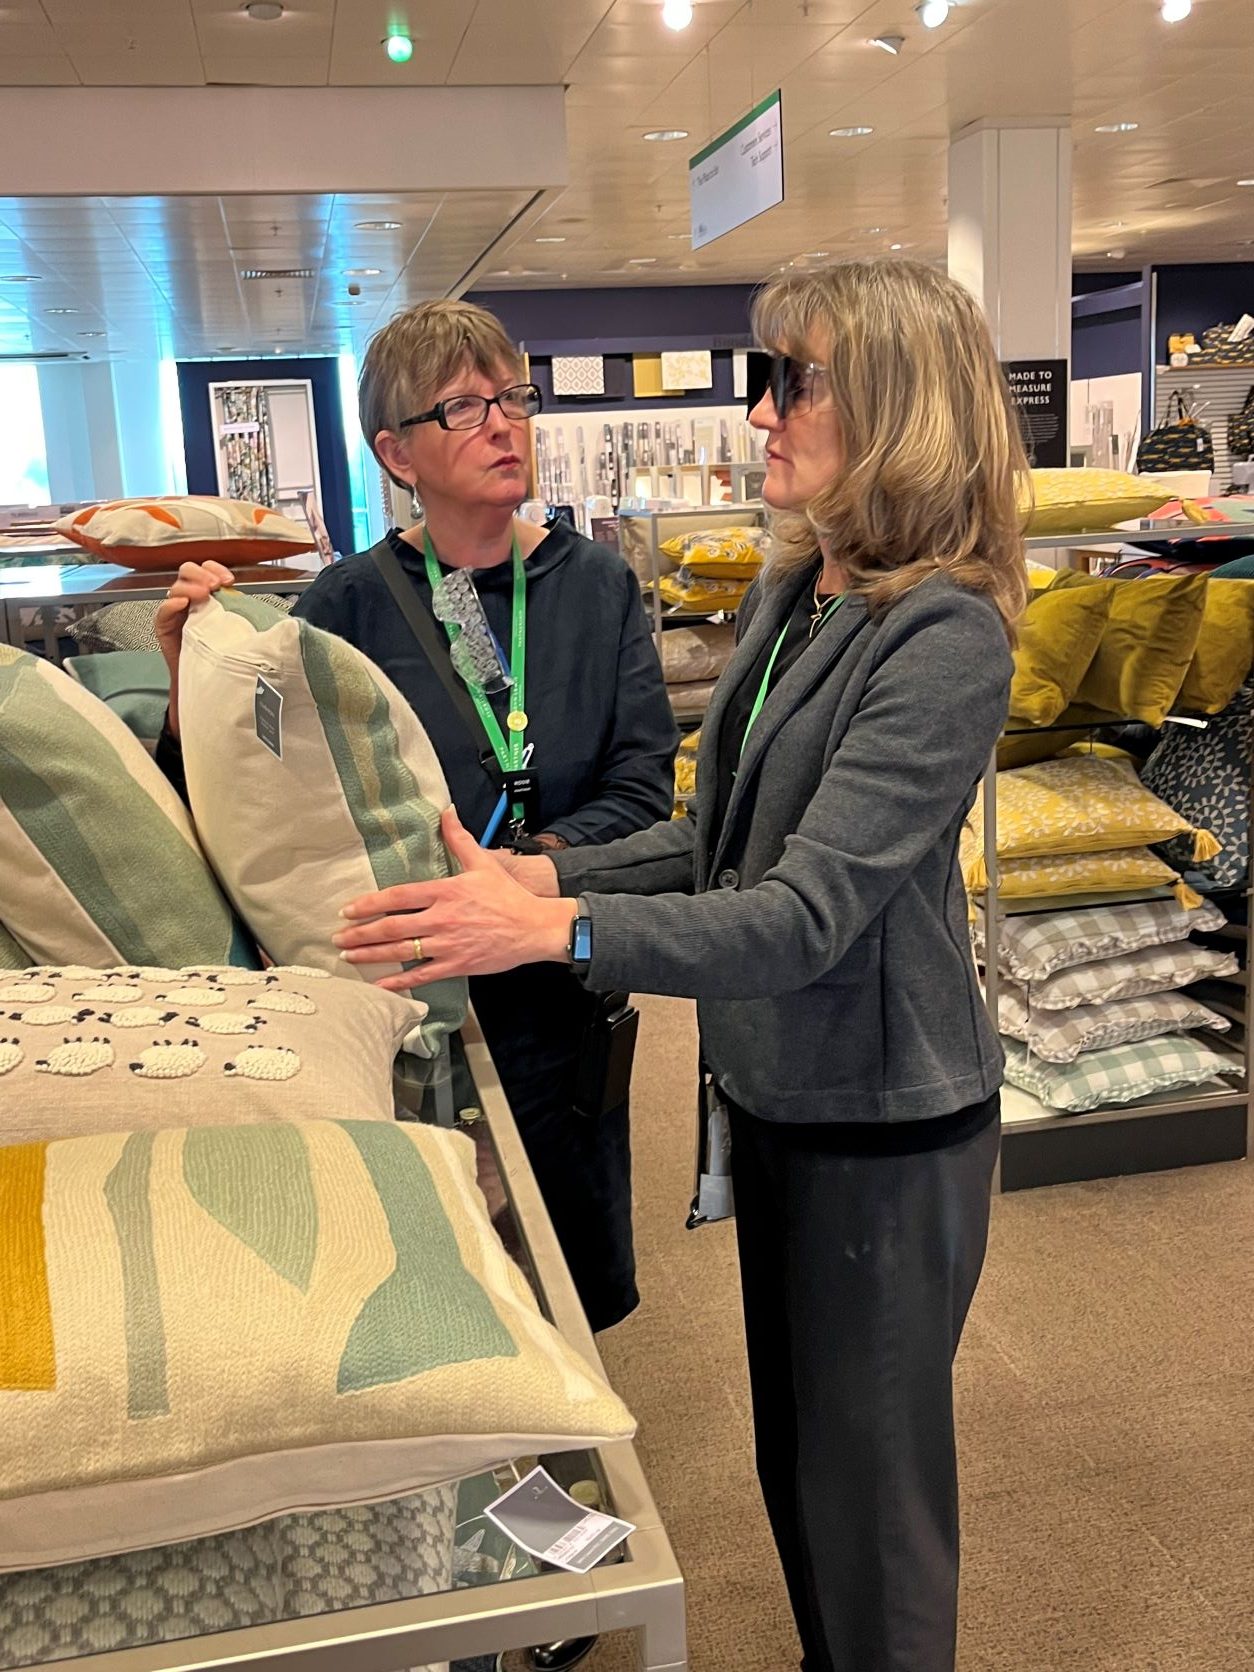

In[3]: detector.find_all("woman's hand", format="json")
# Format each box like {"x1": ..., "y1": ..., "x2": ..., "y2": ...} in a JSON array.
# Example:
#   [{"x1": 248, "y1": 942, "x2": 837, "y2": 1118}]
[
  {"x1": 155, "y1": 560, "x2": 235, "y2": 738},
  {"x1": 490, "y1": 847, "x2": 561, "y2": 897},
  {"x1": 334, "y1": 808, "x2": 578, "y2": 993}
]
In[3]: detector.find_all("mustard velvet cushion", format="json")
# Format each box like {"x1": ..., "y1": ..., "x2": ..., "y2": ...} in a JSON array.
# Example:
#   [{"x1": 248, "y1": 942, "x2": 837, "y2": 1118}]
[
  {"x1": 0, "y1": 1119, "x2": 635, "y2": 1570},
  {"x1": 1051, "y1": 571, "x2": 1208, "y2": 727},
  {"x1": 0, "y1": 964, "x2": 427, "y2": 1145},
  {"x1": 1177, "y1": 579, "x2": 1254, "y2": 715},
  {"x1": 1020, "y1": 469, "x2": 1174, "y2": 536},
  {"x1": 1009, "y1": 581, "x2": 1114, "y2": 727}
]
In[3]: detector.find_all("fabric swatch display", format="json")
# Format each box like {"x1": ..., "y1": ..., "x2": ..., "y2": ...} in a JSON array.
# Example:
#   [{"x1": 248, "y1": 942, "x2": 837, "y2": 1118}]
[
  {"x1": 1002, "y1": 1035, "x2": 1241, "y2": 1114},
  {"x1": 0, "y1": 964, "x2": 426, "y2": 1145},
  {"x1": 998, "y1": 986, "x2": 1229, "y2": 1065},
  {"x1": 54, "y1": 496, "x2": 314, "y2": 573},
  {"x1": 974, "y1": 897, "x2": 1227, "y2": 983},
  {"x1": 1143, "y1": 678, "x2": 1254, "y2": 892},
  {"x1": 1003, "y1": 940, "x2": 1238, "y2": 1013},
  {"x1": 0, "y1": 1118, "x2": 635, "y2": 1570},
  {"x1": 659, "y1": 350, "x2": 713, "y2": 391},
  {"x1": 177, "y1": 591, "x2": 467, "y2": 1057},
  {"x1": 0, "y1": 643, "x2": 251, "y2": 971},
  {"x1": 631, "y1": 354, "x2": 682, "y2": 398},
  {"x1": 550, "y1": 356, "x2": 606, "y2": 397}
]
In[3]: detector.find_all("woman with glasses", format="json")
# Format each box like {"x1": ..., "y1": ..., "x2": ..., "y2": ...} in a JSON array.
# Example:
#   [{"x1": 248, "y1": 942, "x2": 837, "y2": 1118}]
[
  {"x1": 332, "y1": 260, "x2": 1030, "y2": 1672},
  {"x1": 156, "y1": 299, "x2": 678, "y2": 1343}
]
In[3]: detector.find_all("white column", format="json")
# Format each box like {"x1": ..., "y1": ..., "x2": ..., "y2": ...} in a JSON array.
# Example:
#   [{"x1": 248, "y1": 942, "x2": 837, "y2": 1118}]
[{"x1": 948, "y1": 118, "x2": 1072, "y2": 366}]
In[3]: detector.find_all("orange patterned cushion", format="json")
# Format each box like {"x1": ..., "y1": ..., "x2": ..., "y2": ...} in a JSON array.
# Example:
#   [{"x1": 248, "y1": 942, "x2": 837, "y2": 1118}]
[{"x1": 55, "y1": 498, "x2": 315, "y2": 572}]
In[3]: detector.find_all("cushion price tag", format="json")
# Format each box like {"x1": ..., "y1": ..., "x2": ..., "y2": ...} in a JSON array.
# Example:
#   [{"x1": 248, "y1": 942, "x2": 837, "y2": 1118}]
[{"x1": 254, "y1": 676, "x2": 283, "y2": 760}]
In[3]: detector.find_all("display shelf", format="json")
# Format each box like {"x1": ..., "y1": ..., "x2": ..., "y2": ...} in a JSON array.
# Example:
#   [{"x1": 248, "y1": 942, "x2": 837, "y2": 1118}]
[
  {"x1": 1025, "y1": 519, "x2": 1254, "y2": 552},
  {"x1": 998, "y1": 886, "x2": 1180, "y2": 917},
  {"x1": 1001, "y1": 1070, "x2": 1246, "y2": 1133}
]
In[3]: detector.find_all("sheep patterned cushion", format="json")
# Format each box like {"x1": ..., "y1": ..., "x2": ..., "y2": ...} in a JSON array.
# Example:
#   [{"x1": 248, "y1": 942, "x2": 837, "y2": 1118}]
[
  {"x1": 0, "y1": 965, "x2": 427, "y2": 1144},
  {"x1": 0, "y1": 1118, "x2": 635, "y2": 1569}
]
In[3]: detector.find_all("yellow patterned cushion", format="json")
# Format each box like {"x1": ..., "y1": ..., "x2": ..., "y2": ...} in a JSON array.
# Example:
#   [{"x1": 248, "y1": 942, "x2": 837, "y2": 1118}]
[
  {"x1": 963, "y1": 756, "x2": 1218, "y2": 893},
  {"x1": 966, "y1": 846, "x2": 1186, "y2": 904},
  {"x1": 659, "y1": 526, "x2": 767, "y2": 579},
  {"x1": 0, "y1": 1119, "x2": 635, "y2": 1570},
  {"x1": 1020, "y1": 469, "x2": 1174, "y2": 536}
]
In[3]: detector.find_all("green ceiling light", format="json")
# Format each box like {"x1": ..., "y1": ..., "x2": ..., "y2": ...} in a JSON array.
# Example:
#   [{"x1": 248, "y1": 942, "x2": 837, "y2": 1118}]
[{"x1": 384, "y1": 33, "x2": 413, "y2": 62}]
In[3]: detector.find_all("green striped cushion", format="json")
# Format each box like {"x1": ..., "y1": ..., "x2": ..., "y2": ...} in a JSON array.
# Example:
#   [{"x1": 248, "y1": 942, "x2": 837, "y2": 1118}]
[
  {"x1": 179, "y1": 592, "x2": 467, "y2": 1057},
  {"x1": 0, "y1": 924, "x2": 28, "y2": 971},
  {"x1": 0, "y1": 645, "x2": 252, "y2": 970}
]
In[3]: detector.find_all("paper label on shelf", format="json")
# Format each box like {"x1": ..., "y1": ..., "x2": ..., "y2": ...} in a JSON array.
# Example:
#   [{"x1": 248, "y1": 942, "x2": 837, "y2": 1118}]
[
  {"x1": 254, "y1": 676, "x2": 283, "y2": 759},
  {"x1": 690, "y1": 90, "x2": 784, "y2": 251},
  {"x1": 483, "y1": 1467, "x2": 635, "y2": 1575}
]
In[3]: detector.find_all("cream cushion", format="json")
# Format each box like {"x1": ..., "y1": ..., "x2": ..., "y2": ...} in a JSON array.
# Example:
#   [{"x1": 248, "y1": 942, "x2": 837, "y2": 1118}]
[
  {"x1": 178, "y1": 592, "x2": 467, "y2": 1057},
  {"x1": 0, "y1": 964, "x2": 426, "y2": 1145},
  {"x1": 0, "y1": 1119, "x2": 635, "y2": 1570}
]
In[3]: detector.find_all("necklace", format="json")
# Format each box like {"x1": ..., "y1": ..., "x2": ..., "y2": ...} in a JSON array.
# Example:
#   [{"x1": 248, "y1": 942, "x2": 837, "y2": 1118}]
[{"x1": 809, "y1": 573, "x2": 842, "y2": 639}]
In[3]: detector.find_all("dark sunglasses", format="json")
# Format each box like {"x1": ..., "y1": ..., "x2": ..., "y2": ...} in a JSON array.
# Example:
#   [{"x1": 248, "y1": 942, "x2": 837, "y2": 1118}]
[
  {"x1": 399, "y1": 382, "x2": 542, "y2": 434},
  {"x1": 768, "y1": 354, "x2": 827, "y2": 419}
]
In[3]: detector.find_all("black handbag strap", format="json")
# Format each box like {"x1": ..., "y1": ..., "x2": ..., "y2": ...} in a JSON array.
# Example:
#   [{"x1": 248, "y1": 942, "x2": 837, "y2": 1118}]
[
  {"x1": 1168, "y1": 389, "x2": 1192, "y2": 423},
  {"x1": 369, "y1": 539, "x2": 502, "y2": 792}
]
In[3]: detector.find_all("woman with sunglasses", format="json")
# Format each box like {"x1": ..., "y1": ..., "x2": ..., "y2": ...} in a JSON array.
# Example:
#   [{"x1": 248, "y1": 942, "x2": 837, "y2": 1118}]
[
  {"x1": 155, "y1": 299, "x2": 678, "y2": 1345},
  {"x1": 332, "y1": 260, "x2": 1029, "y2": 1672}
]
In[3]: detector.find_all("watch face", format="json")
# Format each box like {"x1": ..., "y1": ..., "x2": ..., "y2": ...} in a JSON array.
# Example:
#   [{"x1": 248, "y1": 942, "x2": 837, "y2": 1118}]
[{"x1": 572, "y1": 917, "x2": 593, "y2": 964}]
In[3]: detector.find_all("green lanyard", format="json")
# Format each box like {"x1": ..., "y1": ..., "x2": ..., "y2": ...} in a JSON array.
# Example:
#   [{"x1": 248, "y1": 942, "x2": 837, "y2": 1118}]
[
  {"x1": 740, "y1": 594, "x2": 843, "y2": 760},
  {"x1": 422, "y1": 530, "x2": 528, "y2": 819}
]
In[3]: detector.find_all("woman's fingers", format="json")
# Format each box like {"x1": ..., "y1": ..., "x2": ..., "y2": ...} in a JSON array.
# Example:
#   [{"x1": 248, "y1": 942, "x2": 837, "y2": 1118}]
[
  {"x1": 339, "y1": 935, "x2": 434, "y2": 967},
  {"x1": 374, "y1": 958, "x2": 461, "y2": 994},
  {"x1": 339, "y1": 880, "x2": 446, "y2": 922}
]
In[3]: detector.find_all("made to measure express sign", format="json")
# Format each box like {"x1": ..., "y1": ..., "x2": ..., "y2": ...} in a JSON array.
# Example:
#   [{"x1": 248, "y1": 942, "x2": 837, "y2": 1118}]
[
  {"x1": 1002, "y1": 359, "x2": 1069, "y2": 468},
  {"x1": 689, "y1": 91, "x2": 784, "y2": 251}
]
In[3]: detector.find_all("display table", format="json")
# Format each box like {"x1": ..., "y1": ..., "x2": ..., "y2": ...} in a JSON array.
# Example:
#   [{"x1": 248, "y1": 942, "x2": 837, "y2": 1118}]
[
  {"x1": 0, "y1": 1017, "x2": 686, "y2": 1672},
  {"x1": 0, "y1": 559, "x2": 322, "y2": 657}
]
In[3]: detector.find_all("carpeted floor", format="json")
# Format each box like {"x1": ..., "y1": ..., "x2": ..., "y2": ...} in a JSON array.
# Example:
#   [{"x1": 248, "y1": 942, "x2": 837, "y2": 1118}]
[{"x1": 505, "y1": 994, "x2": 1254, "y2": 1672}]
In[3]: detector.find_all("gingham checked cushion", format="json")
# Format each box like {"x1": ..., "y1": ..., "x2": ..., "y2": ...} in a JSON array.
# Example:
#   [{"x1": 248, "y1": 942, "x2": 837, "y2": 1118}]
[
  {"x1": 1018, "y1": 940, "x2": 1238, "y2": 1012},
  {"x1": 973, "y1": 898, "x2": 1228, "y2": 982},
  {"x1": 998, "y1": 986, "x2": 1230, "y2": 1065},
  {"x1": 1003, "y1": 1035, "x2": 1242, "y2": 1113}
]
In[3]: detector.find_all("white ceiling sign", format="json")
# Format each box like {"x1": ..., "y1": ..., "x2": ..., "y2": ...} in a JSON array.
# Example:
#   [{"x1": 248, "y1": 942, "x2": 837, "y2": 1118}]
[{"x1": 689, "y1": 91, "x2": 784, "y2": 252}]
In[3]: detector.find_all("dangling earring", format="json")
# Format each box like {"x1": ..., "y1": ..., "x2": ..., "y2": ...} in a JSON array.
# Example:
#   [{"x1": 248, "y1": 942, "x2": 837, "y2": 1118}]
[{"x1": 409, "y1": 483, "x2": 423, "y2": 524}]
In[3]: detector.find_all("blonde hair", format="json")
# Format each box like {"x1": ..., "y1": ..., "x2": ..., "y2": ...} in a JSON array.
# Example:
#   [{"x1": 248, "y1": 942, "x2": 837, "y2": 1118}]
[
  {"x1": 358, "y1": 299, "x2": 524, "y2": 487},
  {"x1": 751, "y1": 259, "x2": 1029, "y2": 639}
]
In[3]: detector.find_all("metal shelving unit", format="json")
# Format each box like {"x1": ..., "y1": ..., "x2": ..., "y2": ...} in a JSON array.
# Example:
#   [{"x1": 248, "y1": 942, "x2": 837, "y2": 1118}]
[{"x1": 982, "y1": 525, "x2": 1254, "y2": 1192}]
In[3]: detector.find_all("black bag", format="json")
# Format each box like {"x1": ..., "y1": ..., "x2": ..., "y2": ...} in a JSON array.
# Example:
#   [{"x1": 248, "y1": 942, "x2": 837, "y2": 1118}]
[
  {"x1": 1230, "y1": 387, "x2": 1254, "y2": 463},
  {"x1": 1136, "y1": 391, "x2": 1215, "y2": 474}
]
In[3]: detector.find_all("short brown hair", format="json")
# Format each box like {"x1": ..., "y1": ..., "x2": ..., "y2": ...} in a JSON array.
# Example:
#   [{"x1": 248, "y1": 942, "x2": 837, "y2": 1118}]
[
  {"x1": 358, "y1": 299, "x2": 524, "y2": 486},
  {"x1": 751, "y1": 259, "x2": 1029, "y2": 641}
]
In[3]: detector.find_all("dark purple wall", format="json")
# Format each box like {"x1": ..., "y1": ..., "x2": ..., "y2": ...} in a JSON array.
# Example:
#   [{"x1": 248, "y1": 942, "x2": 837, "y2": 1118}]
[
  {"x1": 1153, "y1": 263, "x2": 1254, "y2": 363},
  {"x1": 468, "y1": 285, "x2": 757, "y2": 354},
  {"x1": 1073, "y1": 309, "x2": 1143, "y2": 379}
]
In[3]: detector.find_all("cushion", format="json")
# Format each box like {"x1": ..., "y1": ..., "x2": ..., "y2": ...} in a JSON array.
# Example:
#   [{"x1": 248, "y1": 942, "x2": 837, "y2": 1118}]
[
  {"x1": 660, "y1": 623, "x2": 736, "y2": 685},
  {"x1": 973, "y1": 897, "x2": 1228, "y2": 982},
  {"x1": 1020, "y1": 469, "x2": 1174, "y2": 536},
  {"x1": 657, "y1": 571, "x2": 750, "y2": 613},
  {"x1": 0, "y1": 1119, "x2": 636, "y2": 1570},
  {"x1": 1051, "y1": 571, "x2": 1208, "y2": 727},
  {"x1": 54, "y1": 498, "x2": 316, "y2": 573},
  {"x1": 998, "y1": 986, "x2": 1229, "y2": 1064},
  {"x1": 1011, "y1": 940, "x2": 1239, "y2": 1012},
  {"x1": 1143, "y1": 680, "x2": 1254, "y2": 892},
  {"x1": 668, "y1": 679, "x2": 717, "y2": 720},
  {"x1": 0, "y1": 964, "x2": 427, "y2": 1146},
  {"x1": 1003, "y1": 1034, "x2": 1241, "y2": 1113},
  {"x1": 1177, "y1": 579, "x2": 1254, "y2": 715},
  {"x1": 1008, "y1": 581, "x2": 1113, "y2": 727},
  {"x1": 0, "y1": 644, "x2": 252, "y2": 970},
  {"x1": 178, "y1": 592, "x2": 467, "y2": 1058},
  {"x1": 0, "y1": 1488, "x2": 456, "y2": 1663},
  {"x1": 995, "y1": 728, "x2": 1088, "y2": 771},
  {"x1": 659, "y1": 526, "x2": 767, "y2": 579},
  {"x1": 64, "y1": 650, "x2": 170, "y2": 753},
  {"x1": 68, "y1": 595, "x2": 297, "y2": 656},
  {"x1": 0, "y1": 926, "x2": 27, "y2": 973},
  {"x1": 972, "y1": 847, "x2": 1188, "y2": 905},
  {"x1": 962, "y1": 756, "x2": 1219, "y2": 894}
]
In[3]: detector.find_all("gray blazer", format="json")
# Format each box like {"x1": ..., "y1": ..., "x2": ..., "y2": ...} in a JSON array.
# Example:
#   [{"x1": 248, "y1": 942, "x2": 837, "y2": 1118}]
[{"x1": 552, "y1": 568, "x2": 1013, "y2": 1124}]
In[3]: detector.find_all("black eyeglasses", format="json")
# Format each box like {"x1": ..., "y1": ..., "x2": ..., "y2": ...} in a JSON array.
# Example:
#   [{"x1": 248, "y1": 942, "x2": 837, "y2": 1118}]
[
  {"x1": 399, "y1": 382, "x2": 543, "y2": 433},
  {"x1": 768, "y1": 354, "x2": 828, "y2": 419}
]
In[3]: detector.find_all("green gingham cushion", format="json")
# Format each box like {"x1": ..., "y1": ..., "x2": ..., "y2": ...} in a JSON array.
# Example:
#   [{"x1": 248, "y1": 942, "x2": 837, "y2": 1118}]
[
  {"x1": 998, "y1": 986, "x2": 1230, "y2": 1065},
  {"x1": 973, "y1": 898, "x2": 1228, "y2": 982},
  {"x1": 1003, "y1": 1035, "x2": 1242, "y2": 1113}
]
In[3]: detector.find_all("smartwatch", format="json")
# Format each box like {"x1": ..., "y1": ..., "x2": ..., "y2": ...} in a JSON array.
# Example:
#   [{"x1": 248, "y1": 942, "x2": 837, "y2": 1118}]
[{"x1": 568, "y1": 908, "x2": 593, "y2": 974}]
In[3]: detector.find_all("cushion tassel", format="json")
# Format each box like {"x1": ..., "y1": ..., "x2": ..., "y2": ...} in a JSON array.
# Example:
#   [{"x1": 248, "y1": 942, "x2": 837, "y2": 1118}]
[
  {"x1": 1192, "y1": 828, "x2": 1222, "y2": 863},
  {"x1": 1174, "y1": 879, "x2": 1205, "y2": 910}
]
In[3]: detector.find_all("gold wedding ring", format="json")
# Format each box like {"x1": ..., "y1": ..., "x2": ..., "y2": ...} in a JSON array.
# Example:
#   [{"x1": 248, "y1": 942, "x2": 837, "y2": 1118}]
[{"x1": 411, "y1": 937, "x2": 424, "y2": 963}]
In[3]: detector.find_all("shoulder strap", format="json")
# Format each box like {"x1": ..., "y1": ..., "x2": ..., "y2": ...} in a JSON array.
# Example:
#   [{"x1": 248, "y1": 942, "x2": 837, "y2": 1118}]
[{"x1": 369, "y1": 539, "x2": 501, "y2": 790}]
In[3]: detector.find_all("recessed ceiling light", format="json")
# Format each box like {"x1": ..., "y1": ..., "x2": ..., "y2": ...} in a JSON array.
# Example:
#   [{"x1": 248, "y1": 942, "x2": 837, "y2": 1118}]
[
  {"x1": 667, "y1": 232, "x2": 692, "y2": 240},
  {"x1": 1161, "y1": 0, "x2": 1191, "y2": 19},
  {"x1": 243, "y1": 1, "x2": 284, "y2": 18},
  {"x1": 217, "y1": 345, "x2": 237, "y2": 352},
  {"x1": 77, "y1": 331, "x2": 105, "y2": 338},
  {"x1": 869, "y1": 33, "x2": 904, "y2": 53},
  {"x1": 0, "y1": 274, "x2": 40, "y2": 283},
  {"x1": 643, "y1": 129, "x2": 690, "y2": 142},
  {"x1": 628, "y1": 257, "x2": 658, "y2": 265},
  {"x1": 354, "y1": 220, "x2": 401, "y2": 231},
  {"x1": 661, "y1": 0, "x2": 693, "y2": 28},
  {"x1": 535, "y1": 236, "x2": 567, "y2": 244},
  {"x1": 344, "y1": 267, "x2": 382, "y2": 275},
  {"x1": 830, "y1": 126, "x2": 874, "y2": 138},
  {"x1": 1106, "y1": 249, "x2": 1128, "y2": 259},
  {"x1": 1095, "y1": 121, "x2": 1139, "y2": 133},
  {"x1": 917, "y1": 0, "x2": 951, "y2": 26},
  {"x1": 1238, "y1": 179, "x2": 1254, "y2": 187},
  {"x1": 45, "y1": 307, "x2": 80, "y2": 315},
  {"x1": 383, "y1": 33, "x2": 413, "y2": 63},
  {"x1": 860, "y1": 226, "x2": 888, "y2": 236},
  {"x1": 890, "y1": 243, "x2": 905, "y2": 251},
  {"x1": 801, "y1": 250, "x2": 830, "y2": 259}
]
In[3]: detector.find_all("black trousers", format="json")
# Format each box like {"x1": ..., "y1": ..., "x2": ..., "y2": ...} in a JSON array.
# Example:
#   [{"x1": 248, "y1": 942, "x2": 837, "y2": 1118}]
[{"x1": 727, "y1": 1096, "x2": 1000, "y2": 1672}]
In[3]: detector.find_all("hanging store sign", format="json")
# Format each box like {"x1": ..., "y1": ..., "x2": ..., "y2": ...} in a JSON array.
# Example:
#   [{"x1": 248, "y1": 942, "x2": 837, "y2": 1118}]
[
  {"x1": 689, "y1": 90, "x2": 784, "y2": 251},
  {"x1": 1002, "y1": 359, "x2": 1069, "y2": 468}
]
